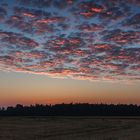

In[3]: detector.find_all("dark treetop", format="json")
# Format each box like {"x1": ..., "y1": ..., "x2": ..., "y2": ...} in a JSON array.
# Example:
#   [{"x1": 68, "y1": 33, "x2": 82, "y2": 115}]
[{"x1": 0, "y1": 103, "x2": 140, "y2": 116}]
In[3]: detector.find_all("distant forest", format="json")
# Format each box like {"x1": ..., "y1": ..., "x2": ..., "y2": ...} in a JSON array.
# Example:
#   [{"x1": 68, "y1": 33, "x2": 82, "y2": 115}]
[{"x1": 0, "y1": 103, "x2": 140, "y2": 116}]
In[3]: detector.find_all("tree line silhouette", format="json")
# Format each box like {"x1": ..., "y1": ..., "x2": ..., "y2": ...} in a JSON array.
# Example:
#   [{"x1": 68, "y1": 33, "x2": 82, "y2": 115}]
[{"x1": 0, "y1": 103, "x2": 140, "y2": 116}]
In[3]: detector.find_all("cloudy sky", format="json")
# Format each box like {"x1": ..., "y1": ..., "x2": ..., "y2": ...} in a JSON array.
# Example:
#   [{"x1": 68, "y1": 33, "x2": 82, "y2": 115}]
[{"x1": 0, "y1": 0, "x2": 140, "y2": 106}]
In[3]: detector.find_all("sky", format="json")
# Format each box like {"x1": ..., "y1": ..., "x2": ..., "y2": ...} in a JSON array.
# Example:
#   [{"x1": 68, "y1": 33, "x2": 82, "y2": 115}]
[{"x1": 0, "y1": 0, "x2": 140, "y2": 106}]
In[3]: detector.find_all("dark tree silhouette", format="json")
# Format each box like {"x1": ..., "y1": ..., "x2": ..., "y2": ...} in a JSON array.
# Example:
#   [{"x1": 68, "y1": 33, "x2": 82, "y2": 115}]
[{"x1": 0, "y1": 103, "x2": 140, "y2": 116}]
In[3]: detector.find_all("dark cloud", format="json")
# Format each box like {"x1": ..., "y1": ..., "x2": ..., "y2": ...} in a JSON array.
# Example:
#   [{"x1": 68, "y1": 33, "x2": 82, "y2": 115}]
[
  {"x1": 103, "y1": 29, "x2": 140, "y2": 45},
  {"x1": 0, "y1": 0, "x2": 140, "y2": 81},
  {"x1": 123, "y1": 13, "x2": 140, "y2": 28}
]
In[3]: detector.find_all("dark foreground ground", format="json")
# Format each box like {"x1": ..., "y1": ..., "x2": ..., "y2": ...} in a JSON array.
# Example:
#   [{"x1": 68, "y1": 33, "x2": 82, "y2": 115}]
[{"x1": 0, "y1": 117, "x2": 140, "y2": 140}]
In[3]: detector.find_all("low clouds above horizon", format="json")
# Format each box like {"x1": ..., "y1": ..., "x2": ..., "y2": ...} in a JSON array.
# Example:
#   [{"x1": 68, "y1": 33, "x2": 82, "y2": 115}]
[{"x1": 0, "y1": 0, "x2": 140, "y2": 81}]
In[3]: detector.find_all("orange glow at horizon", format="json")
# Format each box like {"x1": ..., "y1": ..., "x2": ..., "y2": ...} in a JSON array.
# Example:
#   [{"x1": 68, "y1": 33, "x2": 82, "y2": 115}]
[{"x1": 0, "y1": 71, "x2": 140, "y2": 107}]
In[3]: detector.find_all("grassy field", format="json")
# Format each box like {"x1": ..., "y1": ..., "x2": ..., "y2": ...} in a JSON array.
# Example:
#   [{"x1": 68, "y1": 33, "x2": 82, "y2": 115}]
[{"x1": 0, "y1": 117, "x2": 140, "y2": 140}]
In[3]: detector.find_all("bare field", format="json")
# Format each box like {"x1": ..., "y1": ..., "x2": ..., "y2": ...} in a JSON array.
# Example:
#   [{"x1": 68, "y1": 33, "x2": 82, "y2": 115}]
[{"x1": 0, "y1": 117, "x2": 140, "y2": 140}]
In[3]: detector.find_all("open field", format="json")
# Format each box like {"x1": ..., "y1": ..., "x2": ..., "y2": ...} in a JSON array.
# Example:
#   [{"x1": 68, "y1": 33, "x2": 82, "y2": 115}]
[{"x1": 0, "y1": 117, "x2": 140, "y2": 140}]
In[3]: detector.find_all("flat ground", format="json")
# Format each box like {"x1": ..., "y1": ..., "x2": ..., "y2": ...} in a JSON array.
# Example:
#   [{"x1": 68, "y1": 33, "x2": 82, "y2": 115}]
[{"x1": 0, "y1": 117, "x2": 140, "y2": 140}]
